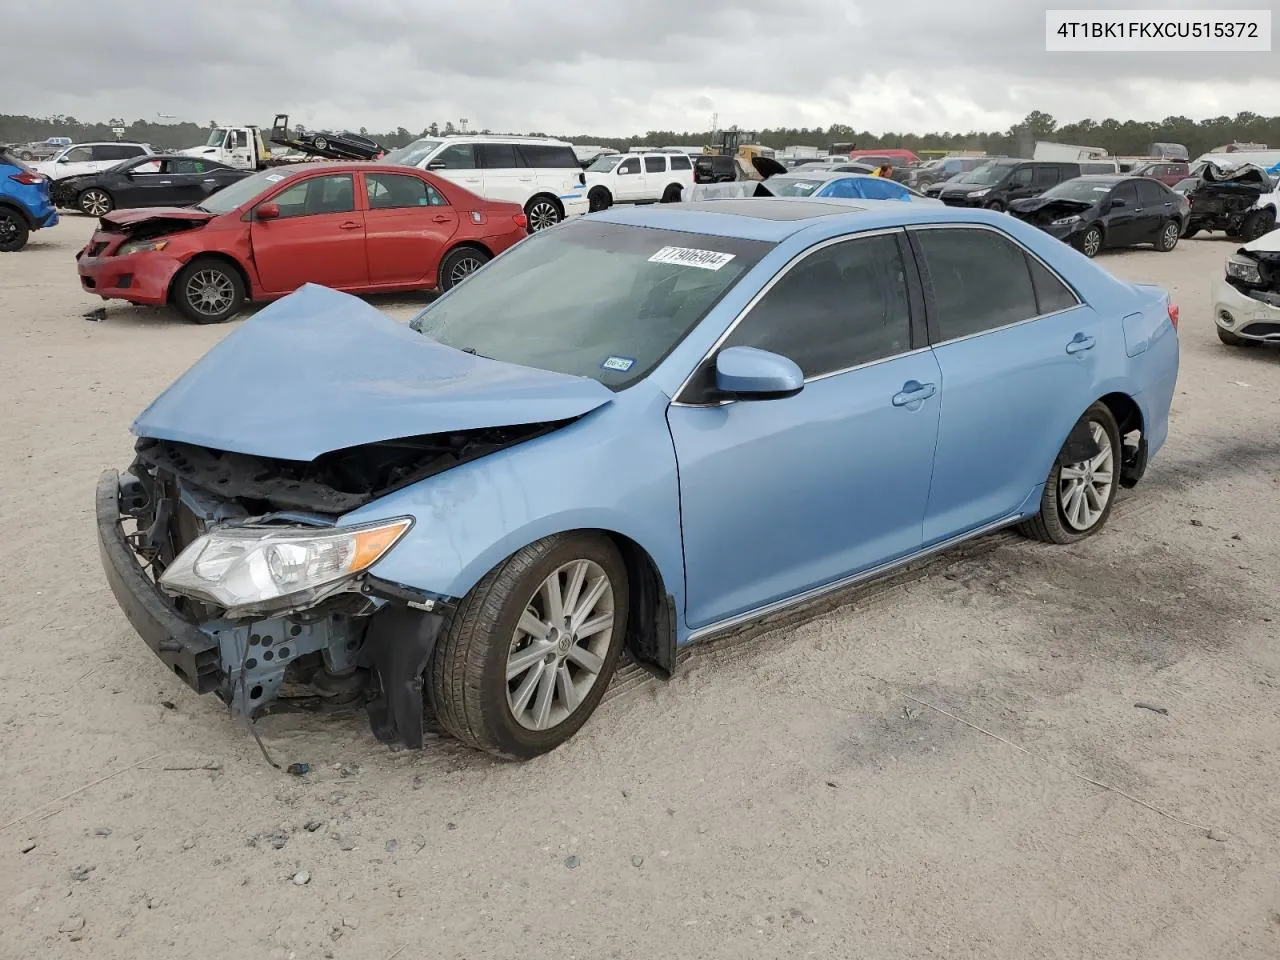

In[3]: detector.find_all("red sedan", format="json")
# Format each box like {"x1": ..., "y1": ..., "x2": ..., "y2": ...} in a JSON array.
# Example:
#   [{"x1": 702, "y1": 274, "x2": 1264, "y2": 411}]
[{"x1": 75, "y1": 163, "x2": 530, "y2": 323}]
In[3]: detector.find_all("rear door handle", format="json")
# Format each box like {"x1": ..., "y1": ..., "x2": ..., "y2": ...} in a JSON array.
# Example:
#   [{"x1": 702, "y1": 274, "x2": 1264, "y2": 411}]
[
  {"x1": 892, "y1": 380, "x2": 937, "y2": 406},
  {"x1": 339, "y1": 221, "x2": 361, "y2": 230},
  {"x1": 1066, "y1": 334, "x2": 1096, "y2": 354}
]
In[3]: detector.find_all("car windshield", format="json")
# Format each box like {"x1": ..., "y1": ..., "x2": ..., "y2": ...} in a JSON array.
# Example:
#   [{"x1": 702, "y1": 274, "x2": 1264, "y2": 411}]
[
  {"x1": 587, "y1": 155, "x2": 622, "y2": 172},
  {"x1": 409, "y1": 220, "x2": 774, "y2": 391},
  {"x1": 195, "y1": 167, "x2": 288, "y2": 214},
  {"x1": 205, "y1": 128, "x2": 229, "y2": 147},
  {"x1": 381, "y1": 139, "x2": 442, "y2": 166},
  {"x1": 767, "y1": 177, "x2": 825, "y2": 197},
  {"x1": 956, "y1": 161, "x2": 1016, "y2": 185},
  {"x1": 1041, "y1": 180, "x2": 1114, "y2": 202}
]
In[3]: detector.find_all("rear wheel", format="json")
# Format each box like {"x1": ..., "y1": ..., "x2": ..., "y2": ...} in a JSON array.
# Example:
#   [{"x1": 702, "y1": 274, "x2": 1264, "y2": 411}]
[
  {"x1": 172, "y1": 258, "x2": 246, "y2": 324},
  {"x1": 660, "y1": 183, "x2": 683, "y2": 203},
  {"x1": 428, "y1": 533, "x2": 629, "y2": 759},
  {"x1": 312, "y1": 136, "x2": 329, "y2": 152},
  {"x1": 1154, "y1": 219, "x2": 1179, "y2": 252},
  {"x1": 438, "y1": 246, "x2": 490, "y2": 291},
  {"x1": 0, "y1": 209, "x2": 30, "y2": 252},
  {"x1": 1020, "y1": 402, "x2": 1121, "y2": 544},
  {"x1": 78, "y1": 188, "x2": 113, "y2": 217},
  {"x1": 524, "y1": 196, "x2": 562, "y2": 233},
  {"x1": 18, "y1": 150, "x2": 34, "y2": 161}
]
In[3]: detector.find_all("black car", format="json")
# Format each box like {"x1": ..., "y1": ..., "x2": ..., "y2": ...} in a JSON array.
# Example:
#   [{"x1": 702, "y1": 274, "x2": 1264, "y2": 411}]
[
  {"x1": 1009, "y1": 175, "x2": 1188, "y2": 258},
  {"x1": 296, "y1": 129, "x2": 383, "y2": 161},
  {"x1": 51, "y1": 156, "x2": 253, "y2": 216},
  {"x1": 928, "y1": 160, "x2": 1083, "y2": 211}
]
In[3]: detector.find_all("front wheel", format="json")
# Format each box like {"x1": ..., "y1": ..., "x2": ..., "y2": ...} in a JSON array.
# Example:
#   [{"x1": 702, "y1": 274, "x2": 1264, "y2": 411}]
[
  {"x1": 1079, "y1": 226, "x2": 1103, "y2": 258},
  {"x1": 985, "y1": 200, "x2": 1006, "y2": 213},
  {"x1": 78, "y1": 188, "x2": 113, "y2": 217},
  {"x1": 438, "y1": 246, "x2": 490, "y2": 291},
  {"x1": 1154, "y1": 219, "x2": 1179, "y2": 252},
  {"x1": 1241, "y1": 209, "x2": 1276, "y2": 242},
  {"x1": 588, "y1": 187, "x2": 612, "y2": 212},
  {"x1": 1020, "y1": 402, "x2": 1121, "y2": 544},
  {"x1": 0, "y1": 209, "x2": 30, "y2": 252},
  {"x1": 524, "y1": 196, "x2": 562, "y2": 233},
  {"x1": 428, "y1": 533, "x2": 629, "y2": 759},
  {"x1": 172, "y1": 258, "x2": 246, "y2": 324}
]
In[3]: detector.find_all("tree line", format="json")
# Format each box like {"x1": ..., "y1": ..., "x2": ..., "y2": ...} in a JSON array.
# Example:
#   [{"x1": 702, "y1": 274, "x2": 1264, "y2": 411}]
[{"x1": 2, "y1": 110, "x2": 1276, "y2": 159}]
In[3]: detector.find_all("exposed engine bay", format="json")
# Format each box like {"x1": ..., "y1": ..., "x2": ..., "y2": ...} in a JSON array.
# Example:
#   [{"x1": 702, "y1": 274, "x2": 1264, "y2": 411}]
[{"x1": 1178, "y1": 161, "x2": 1279, "y2": 240}]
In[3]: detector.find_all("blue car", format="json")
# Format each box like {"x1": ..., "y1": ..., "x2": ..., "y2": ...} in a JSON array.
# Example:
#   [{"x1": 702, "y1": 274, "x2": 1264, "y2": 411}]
[
  {"x1": 0, "y1": 146, "x2": 58, "y2": 251},
  {"x1": 96, "y1": 198, "x2": 1179, "y2": 759},
  {"x1": 766, "y1": 170, "x2": 941, "y2": 204}
]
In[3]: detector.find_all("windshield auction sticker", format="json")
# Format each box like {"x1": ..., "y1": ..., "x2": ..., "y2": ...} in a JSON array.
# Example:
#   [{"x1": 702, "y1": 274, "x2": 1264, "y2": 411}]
[
  {"x1": 1045, "y1": 9, "x2": 1271, "y2": 51},
  {"x1": 649, "y1": 246, "x2": 736, "y2": 270}
]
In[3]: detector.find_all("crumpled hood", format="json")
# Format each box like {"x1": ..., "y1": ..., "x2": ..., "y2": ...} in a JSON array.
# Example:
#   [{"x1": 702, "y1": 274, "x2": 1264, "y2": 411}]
[
  {"x1": 131, "y1": 285, "x2": 615, "y2": 461},
  {"x1": 1009, "y1": 196, "x2": 1095, "y2": 216},
  {"x1": 101, "y1": 207, "x2": 216, "y2": 229}
]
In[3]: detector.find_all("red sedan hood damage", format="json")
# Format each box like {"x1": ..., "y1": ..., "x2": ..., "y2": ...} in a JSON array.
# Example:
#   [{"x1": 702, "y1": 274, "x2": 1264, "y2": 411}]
[{"x1": 99, "y1": 207, "x2": 216, "y2": 234}]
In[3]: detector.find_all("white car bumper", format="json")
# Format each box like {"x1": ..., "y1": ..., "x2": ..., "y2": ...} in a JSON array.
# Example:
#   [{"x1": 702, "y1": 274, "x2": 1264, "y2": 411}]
[
  {"x1": 1213, "y1": 277, "x2": 1280, "y2": 342},
  {"x1": 559, "y1": 191, "x2": 589, "y2": 219}
]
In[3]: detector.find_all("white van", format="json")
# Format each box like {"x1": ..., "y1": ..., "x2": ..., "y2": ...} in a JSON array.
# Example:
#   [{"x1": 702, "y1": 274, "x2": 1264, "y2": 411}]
[{"x1": 380, "y1": 135, "x2": 588, "y2": 232}]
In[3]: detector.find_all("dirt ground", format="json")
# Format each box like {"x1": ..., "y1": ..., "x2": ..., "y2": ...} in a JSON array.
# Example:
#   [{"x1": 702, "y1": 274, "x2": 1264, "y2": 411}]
[{"x1": 3, "y1": 213, "x2": 1280, "y2": 960}]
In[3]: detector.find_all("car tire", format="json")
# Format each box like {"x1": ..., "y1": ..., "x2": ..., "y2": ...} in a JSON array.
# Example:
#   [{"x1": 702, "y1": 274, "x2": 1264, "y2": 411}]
[
  {"x1": 1217, "y1": 326, "x2": 1256, "y2": 348},
  {"x1": 312, "y1": 136, "x2": 329, "y2": 152},
  {"x1": 0, "y1": 209, "x2": 30, "y2": 252},
  {"x1": 588, "y1": 187, "x2": 612, "y2": 212},
  {"x1": 1020, "y1": 402, "x2": 1122, "y2": 545},
  {"x1": 438, "y1": 245, "x2": 490, "y2": 291},
  {"x1": 1154, "y1": 219, "x2": 1179, "y2": 252},
  {"x1": 1241, "y1": 208, "x2": 1276, "y2": 242},
  {"x1": 660, "y1": 184, "x2": 683, "y2": 203},
  {"x1": 524, "y1": 196, "x2": 562, "y2": 233},
  {"x1": 428, "y1": 532, "x2": 629, "y2": 760},
  {"x1": 1079, "y1": 225, "x2": 1104, "y2": 258},
  {"x1": 171, "y1": 258, "x2": 246, "y2": 324},
  {"x1": 985, "y1": 200, "x2": 1006, "y2": 213},
  {"x1": 78, "y1": 188, "x2": 114, "y2": 218}
]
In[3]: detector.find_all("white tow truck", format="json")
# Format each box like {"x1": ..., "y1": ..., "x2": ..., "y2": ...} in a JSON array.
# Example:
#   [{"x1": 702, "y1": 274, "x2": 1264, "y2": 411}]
[{"x1": 181, "y1": 124, "x2": 278, "y2": 171}]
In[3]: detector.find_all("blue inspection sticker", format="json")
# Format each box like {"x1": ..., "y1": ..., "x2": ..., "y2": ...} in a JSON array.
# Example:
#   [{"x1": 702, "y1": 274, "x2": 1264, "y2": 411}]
[{"x1": 601, "y1": 356, "x2": 635, "y2": 372}]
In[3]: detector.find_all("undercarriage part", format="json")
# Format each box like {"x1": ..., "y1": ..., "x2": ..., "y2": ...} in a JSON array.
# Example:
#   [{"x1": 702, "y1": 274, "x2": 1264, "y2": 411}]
[{"x1": 363, "y1": 606, "x2": 446, "y2": 750}]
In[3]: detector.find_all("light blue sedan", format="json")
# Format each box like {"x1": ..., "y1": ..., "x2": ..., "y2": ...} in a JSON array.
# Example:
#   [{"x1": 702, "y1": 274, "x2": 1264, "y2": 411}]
[
  {"x1": 97, "y1": 197, "x2": 1179, "y2": 759},
  {"x1": 766, "y1": 170, "x2": 942, "y2": 204}
]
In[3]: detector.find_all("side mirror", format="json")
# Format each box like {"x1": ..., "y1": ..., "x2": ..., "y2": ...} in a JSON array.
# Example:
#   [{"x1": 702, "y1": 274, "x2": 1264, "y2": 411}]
[
  {"x1": 714, "y1": 346, "x2": 804, "y2": 400},
  {"x1": 57, "y1": 156, "x2": 69, "y2": 163},
  {"x1": 1109, "y1": 197, "x2": 1127, "y2": 208},
  {"x1": 256, "y1": 203, "x2": 280, "y2": 221}
]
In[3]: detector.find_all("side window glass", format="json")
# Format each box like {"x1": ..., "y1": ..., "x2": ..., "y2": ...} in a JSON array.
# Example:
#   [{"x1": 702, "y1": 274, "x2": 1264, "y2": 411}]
[
  {"x1": 1033, "y1": 167, "x2": 1061, "y2": 187},
  {"x1": 433, "y1": 144, "x2": 476, "y2": 169},
  {"x1": 271, "y1": 174, "x2": 355, "y2": 218},
  {"x1": 914, "y1": 227, "x2": 1040, "y2": 340},
  {"x1": 134, "y1": 159, "x2": 162, "y2": 174},
  {"x1": 365, "y1": 172, "x2": 435, "y2": 209},
  {"x1": 721, "y1": 235, "x2": 911, "y2": 378},
  {"x1": 644, "y1": 156, "x2": 666, "y2": 173},
  {"x1": 478, "y1": 143, "x2": 519, "y2": 169},
  {"x1": 1135, "y1": 179, "x2": 1165, "y2": 205},
  {"x1": 862, "y1": 178, "x2": 908, "y2": 201},
  {"x1": 1010, "y1": 167, "x2": 1034, "y2": 187},
  {"x1": 619, "y1": 158, "x2": 640, "y2": 175},
  {"x1": 1028, "y1": 257, "x2": 1079, "y2": 315},
  {"x1": 65, "y1": 147, "x2": 93, "y2": 163},
  {"x1": 820, "y1": 178, "x2": 860, "y2": 199},
  {"x1": 669, "y1": 155, "x2": 692, "y2": 170}
]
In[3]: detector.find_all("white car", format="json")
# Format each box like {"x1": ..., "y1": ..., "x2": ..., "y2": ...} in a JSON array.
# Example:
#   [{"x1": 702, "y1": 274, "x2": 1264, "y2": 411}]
[
  {"x1": 380, "y1": 135, "x2": 587, "y2": 232},
  {"x1": 34, "y1": 142, "x2": 153, "y2": 181},
  {"x1": 1213, "y1": 227, "x2": 1280, "y2": 347},
  {"x1": 583, "y1": 152, "x2": 696, "y2": 211}
]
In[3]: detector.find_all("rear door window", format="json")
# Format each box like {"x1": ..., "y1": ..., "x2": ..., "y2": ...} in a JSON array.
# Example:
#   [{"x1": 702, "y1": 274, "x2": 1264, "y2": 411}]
[
  {"x1": 1134, "y1": 178, "x2": 1167, "y2": 206},
  {"x1": 1032, "y1": 166, "x2": 1061, "y2": 187},
  {"x1": 478, "y1": 143, "x2": 522, "y2": 170},
  {"x1": 669, "y1": 155, "x2": 692, "y2": 170},
  {"x1": 516, "y1": 144, "x2": 578, "y2": 169},
  {"x1": 912, "y1": 226, "x2": 1041, "y2": 341},
  {"x1": 644, "y1": 155, "x2": 666, "y2": 173},
  {"x1": 365, "y1": 172, "x2": 444, "y2": 208}
]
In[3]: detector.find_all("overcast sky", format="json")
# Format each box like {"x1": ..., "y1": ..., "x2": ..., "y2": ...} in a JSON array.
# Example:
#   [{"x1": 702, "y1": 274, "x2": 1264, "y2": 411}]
[{"x1": 9, "y1": 0, "x2": 1277, "y2": 136}]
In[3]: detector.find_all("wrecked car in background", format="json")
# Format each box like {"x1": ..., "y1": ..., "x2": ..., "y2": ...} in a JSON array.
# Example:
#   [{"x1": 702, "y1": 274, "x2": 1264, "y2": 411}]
[
  {"x1": 1213, "y1": 227, "x2": 1280, "y2": 347},
  {"x1": 1174, "y1": 160, "x2": 1279, "y2": 241},
  {"x1": 1009, "y1": 175, "x2": 1188, "y2": 258},
  {"x1": 51, "y1": 155, "x2": 252, "y2": 216},
  {"x1": 97, "y1": 201, "x2": 1178, "y2": 760}
]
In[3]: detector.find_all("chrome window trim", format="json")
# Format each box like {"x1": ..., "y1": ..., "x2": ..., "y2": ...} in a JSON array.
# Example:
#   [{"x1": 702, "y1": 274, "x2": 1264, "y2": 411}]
[
  {"x1": 905, "y1": 221, "x2": 1085, "y2": 349},
  {"x1": 669, "y1": 226, "x2": 910, "y2": 407}
]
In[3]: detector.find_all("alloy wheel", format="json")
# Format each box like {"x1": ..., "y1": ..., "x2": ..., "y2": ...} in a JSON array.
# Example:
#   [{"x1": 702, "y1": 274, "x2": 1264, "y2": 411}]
[
  {"x1": 1082, "y1": 229, "x2": 1102, "y2": 257},
  {"x1": 449, "y1": 255, "x2": 484, "y2": 286},
  {"x1": 185, "y1": 269, "x2": 235, "y2": 318},
  {"x1": 527, "y1": 200, "x2": 560, "y2": 232},
  {"x1": 1058, "y1": 422, "x2": 1114, "y2": 531},
  {"x1": 0, "y1": 214, "x2": 17, "y2": 245},
  {"x1": 505, "y1": 559, "x2": 615, "y2": 731},
  {"x1": 1161, "y1": 222, "x2": 1179, "y2": 249},
  {"x1": 81, "y1": 190, "x2": 111, "y2": 217}
]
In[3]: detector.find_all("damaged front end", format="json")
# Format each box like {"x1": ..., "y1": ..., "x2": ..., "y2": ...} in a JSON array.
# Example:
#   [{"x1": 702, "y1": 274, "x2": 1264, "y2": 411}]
[
  {"x1": 1214, "y1": 230, "x2": 1280, "y2": 341},
  {"x1": 95, "y1": 423, "x2": 559, "y2": 748},
  {"x1": 1179, "y1": 161, "x2": 1278, "y2": 239}
]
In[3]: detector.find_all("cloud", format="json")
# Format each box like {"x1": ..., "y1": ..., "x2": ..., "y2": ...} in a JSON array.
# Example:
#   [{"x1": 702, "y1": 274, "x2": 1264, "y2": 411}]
[{"x1": 7, "y1": 0, "x2": 1277, "y2": 136}]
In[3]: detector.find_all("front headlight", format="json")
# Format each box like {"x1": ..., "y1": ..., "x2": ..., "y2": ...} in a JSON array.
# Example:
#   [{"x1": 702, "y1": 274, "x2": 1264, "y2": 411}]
[
  {"x1": 968, "y1": 188, "x2": 989, "y2": 198},
  {"x1": 1226, "y1": 254, "x2": 1262, "y2": 285},
  {"x1": 159, "y1": 517, "x2": 412, "y2": 616},
  {"x1": 116, "y1": 238, "x2": 170, "y2": 257},
  {"x1": 1051, "y1": 215, "x2": 1082, "y2": 226}
]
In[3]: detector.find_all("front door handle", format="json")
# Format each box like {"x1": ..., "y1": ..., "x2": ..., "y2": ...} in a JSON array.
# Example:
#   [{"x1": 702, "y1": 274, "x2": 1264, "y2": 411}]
[
  {"x1": 432, "y1": 215, "x2": 451, "y2": 223},
  {"x1": 339, "y1": 221, "x2": 361, "y2": 230},
  {"x1": 1066, "y1": 334, "x2": 1096, "y2": 355},
  {"x1": 892, "y1": 380, "x2": 937, "y2": 406}
]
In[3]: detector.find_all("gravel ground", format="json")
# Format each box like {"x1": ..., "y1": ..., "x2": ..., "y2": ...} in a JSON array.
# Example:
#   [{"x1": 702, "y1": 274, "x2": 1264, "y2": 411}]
[{"x1": 3, "y1": 215, "x2": 1280, "y2": 960}]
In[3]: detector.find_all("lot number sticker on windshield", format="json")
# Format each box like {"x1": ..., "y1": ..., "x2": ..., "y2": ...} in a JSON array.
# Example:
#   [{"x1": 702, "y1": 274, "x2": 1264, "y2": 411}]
[
  {"x1": 648, "y1": 246, "x2": 736, "y2": 270},
  {"x1": 602, "y1": 356, "x2": 635, "y2": 372}
]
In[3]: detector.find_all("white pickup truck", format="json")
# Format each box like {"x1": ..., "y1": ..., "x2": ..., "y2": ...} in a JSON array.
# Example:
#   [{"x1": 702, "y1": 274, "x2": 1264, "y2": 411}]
[{"x1": 584, "y1": 152, "x2": 696, "y2": 211}]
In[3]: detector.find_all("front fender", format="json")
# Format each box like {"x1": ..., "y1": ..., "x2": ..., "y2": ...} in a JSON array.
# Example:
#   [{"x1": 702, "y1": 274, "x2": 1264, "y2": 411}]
[{"x1": 345, "y1": 387, "x2": 686, "y2": 617}]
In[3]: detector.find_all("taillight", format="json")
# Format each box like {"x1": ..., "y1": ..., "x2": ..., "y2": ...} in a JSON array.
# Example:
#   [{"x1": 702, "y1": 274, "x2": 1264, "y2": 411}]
[
  {"x1": 8, "y1": 172, "x2": 43, "y2": 186},
  {"x1": 513, "y1": 213, "x2": 528, "y2": 230},
  {"x1": 1168, "y1": 301, "x2": 1179, "y2": 331}
]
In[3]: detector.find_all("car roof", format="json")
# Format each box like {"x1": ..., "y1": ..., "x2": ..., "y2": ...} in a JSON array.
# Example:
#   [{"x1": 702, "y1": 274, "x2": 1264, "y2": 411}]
[
  {"x1": 592, "y1": 197, "x2": 1000, "y2": 243},
  {"x1": 428, "y1": 134, "x2": 570, "y2": 145}
]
